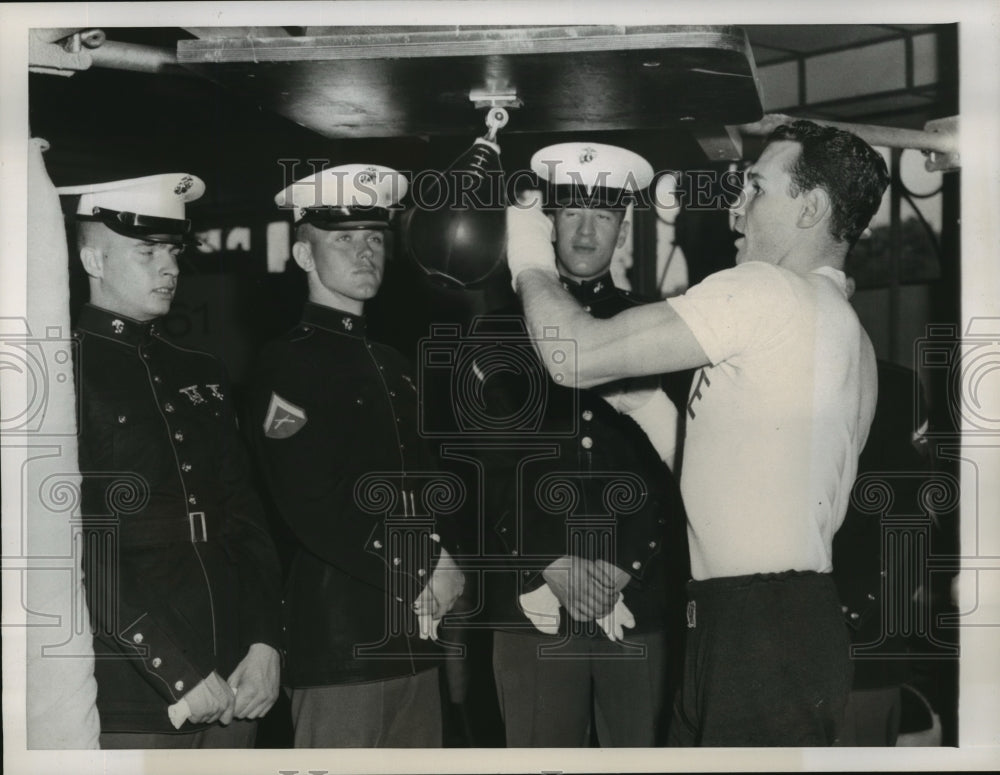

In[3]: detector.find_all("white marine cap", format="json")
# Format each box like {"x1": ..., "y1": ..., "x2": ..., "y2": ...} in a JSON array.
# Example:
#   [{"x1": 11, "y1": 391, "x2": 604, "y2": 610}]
[
  {"x1": 530, "y1": 142, "x2": 653, "y2": 209},
  {"x1": 57, "y1": 173, "x2": 205, "y2": 244},
  {"x1": 59, "y1": 173, "x2": 205, "y2": 219},
  {"x1": 274, "y1": 164, "x2": 408, "y2": 229}
]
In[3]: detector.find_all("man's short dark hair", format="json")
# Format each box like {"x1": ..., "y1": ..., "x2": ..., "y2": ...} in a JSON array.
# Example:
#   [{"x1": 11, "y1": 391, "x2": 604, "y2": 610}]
[
  {"x1": 767, "y1": 120, "x2": 890, "y2": 247},
  {"x1": 294, "y1": 221, "x2": 313, "y2": 243},
  {"x1": 74, "y1": 219, "x2": 122, "y2": 254}
]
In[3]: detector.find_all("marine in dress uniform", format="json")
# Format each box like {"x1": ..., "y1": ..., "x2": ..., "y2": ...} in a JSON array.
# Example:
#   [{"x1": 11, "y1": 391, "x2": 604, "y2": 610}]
[
  {"x1": 476, "y1": 144, "x2": 689, "y2": 747},
  {"x1": 249, "y1": 165, "x2": 465, "y2": 748},
  {"x1": 61, "y1": 174, "x2": 283, "y2": 748}
]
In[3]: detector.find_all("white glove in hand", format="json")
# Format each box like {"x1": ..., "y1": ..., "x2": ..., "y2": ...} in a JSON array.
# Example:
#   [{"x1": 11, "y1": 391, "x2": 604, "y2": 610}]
[
  {"x1": 417, "y1": 609, "x2": 439, "y2": 641},
  {"x1": 413, "y1": 547, "x2": 465, "y2": 641},
  {"x1": 596, "y1": 593, "x2": 636, "y2": 642},
  {"x1": 506, "y1": 190, "x2": 558, "y2": 292},
  {"x1": 167, "y1": 699, "x2": 191, "y2": 730},
  {"x1": 519, "y1": 584, "x2": 636, "y2": 641},
  {"x1": 168, "y1": 686, "x2": 241, "y2": 729},
  {"x1": 518, "y1": 584, "x2": 561, "y2": 635}
]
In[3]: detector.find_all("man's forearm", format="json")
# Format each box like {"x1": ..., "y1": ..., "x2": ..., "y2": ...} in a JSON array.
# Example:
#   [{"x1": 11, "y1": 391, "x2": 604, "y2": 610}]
[{"x1": 517, "y1": 268, "x2": 710, "y2": 387}]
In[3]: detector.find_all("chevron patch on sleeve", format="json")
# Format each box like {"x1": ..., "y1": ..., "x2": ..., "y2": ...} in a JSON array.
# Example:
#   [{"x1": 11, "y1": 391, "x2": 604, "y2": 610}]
[{"x1": 263, "y1": 392, "x2": 307, "y2": 439}]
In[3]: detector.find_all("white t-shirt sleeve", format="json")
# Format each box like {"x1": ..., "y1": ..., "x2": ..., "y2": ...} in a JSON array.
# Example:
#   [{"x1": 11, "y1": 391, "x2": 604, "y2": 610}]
[{"x1": 667, "y1": 262, "x2": 796, "y2": 365}]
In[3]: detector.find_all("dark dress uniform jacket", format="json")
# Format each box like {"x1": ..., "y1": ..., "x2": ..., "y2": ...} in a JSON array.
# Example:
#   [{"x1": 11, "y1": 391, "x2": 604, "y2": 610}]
[
  {"x1": 249, "y1": 303, "x2": 458, "y2": 688},
  {"x1": 75, "y1": 304, "x2": 283, "y2": 734},
  {"x1": 833, "y1": 361, "x2": 929, "y2": 690},
  {"x1": 476, "y1": 272, "x2": 689, "y2": 636}
]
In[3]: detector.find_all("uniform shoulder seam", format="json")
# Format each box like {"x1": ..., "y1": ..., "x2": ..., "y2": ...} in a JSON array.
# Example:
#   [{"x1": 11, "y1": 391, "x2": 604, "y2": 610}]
[
  {"x1": 154, "y1": 335, "x2": 218, "y2": 361},
  {"x1": 288, "y1": 326, "x2": 316, "y2": 343}
]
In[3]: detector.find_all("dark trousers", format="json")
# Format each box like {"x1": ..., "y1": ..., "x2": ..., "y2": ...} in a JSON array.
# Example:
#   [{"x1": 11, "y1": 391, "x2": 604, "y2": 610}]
[
  {"x1": 668, "y1": 570, "x2": 852, "y2": 747},
  {"x1": 289, "y1": 668, "x2": 442, "y2": 747},
  {"x1": 99, "y1": 718, "x2": 257, "y2": 749},
  {"x1": 492, "y1": 629, "x2": 668, "y2": 747}
]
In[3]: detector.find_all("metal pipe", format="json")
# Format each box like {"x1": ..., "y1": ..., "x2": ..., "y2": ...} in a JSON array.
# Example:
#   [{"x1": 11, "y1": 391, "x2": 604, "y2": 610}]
[
  {"x1": 79, "y1": 29, "x2": 107, "y2": 49},
  {"x1": 738, "y1": 112, "x2": 958, "y2": 156},
  {"x1": 88, "y1": 40, "x2": 192, "y2": 76}
]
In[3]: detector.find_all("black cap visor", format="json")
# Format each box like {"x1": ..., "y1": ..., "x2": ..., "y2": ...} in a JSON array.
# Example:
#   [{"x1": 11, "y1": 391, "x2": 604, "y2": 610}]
[
  {"x1": 297, "y1": 206, "x2": 392, "y2": 231},
  {"x1": 80, "y1": 207, "x2": 196, "y2": 246}
]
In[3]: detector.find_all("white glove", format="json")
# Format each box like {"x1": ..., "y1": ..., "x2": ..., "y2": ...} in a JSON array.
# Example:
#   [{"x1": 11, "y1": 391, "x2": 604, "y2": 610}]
[
  {"x1": 506, "y1": 190, "x2": 558, "y2": 292},
  {"x1": 417, "y1": 609, "x2": 440, "y2": 641},
  {"x1": 518, "y1": 584, "x2": 561, "y2": 635},
  {"x1": 519, "y1": 584, "x2": 636, "y2": 641},
  {"x1": 603, "y1": 385, "x2": 679, "y2": 471},
  {"x1": 596, "y1": 594, "x2": 636, "y2": 642},
  {"x1": 413, "y1": 546, "x2": 465, "y2": 641},
  {"x1": 167, "y1": 686, "x2": 243, "y2": 729},
  {"x1": 167, "y1": 698, "x2": 191, "y2": 730}
]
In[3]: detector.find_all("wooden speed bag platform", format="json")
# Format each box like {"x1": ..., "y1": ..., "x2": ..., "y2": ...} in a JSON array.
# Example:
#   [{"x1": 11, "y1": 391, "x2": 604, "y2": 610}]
[{"x1": 177, "y1": 25, "x2": 763, "y2": 141}]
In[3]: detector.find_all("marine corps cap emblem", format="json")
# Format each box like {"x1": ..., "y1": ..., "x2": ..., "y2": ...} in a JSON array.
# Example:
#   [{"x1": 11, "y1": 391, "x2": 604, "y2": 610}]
[
  {"x1": 174, "y1": 175, "x2": 194, "y2": 195},
  {"x1": 579, "y1": 147, "x2": 597, "y2": 164}
]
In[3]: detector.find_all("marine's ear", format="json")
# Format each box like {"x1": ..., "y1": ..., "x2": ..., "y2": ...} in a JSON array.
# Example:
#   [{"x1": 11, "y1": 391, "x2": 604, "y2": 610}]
[
  {"x1": 79, "y1": 246, "x2": 105, "y2": 279},
  {"x1": 616, "y1": 217, "x2": 631, "y2": 249},
  {"x1": 291, "y1": 239, "x2": 315, "y2": 273}
]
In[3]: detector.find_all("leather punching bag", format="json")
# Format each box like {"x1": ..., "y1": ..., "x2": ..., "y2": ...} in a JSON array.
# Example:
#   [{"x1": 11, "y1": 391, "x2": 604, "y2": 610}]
[{"x1": 402, "y1": 138, "x2": 507, "y2": 289}]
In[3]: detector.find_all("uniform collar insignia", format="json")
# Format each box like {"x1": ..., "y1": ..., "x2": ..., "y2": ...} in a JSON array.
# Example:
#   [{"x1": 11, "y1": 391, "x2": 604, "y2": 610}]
[
  {"x1": 301, "y1": 302, "x2": 366, "y2": 338},
  {"x1": 76, "y1": 304, "x2": 155, "y2": 347},
  {"x1": 561, "y1": 271, "x2": 616, "y2": 302}
]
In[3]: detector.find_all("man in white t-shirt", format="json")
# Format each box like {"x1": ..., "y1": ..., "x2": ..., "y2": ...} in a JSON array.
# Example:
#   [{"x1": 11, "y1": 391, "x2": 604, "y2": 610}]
[{"x1": 504, "y1": 120, "x2": 889, "y2": 746}]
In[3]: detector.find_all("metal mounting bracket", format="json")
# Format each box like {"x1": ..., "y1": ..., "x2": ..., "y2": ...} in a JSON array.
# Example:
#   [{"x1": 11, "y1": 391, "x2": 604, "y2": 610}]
[{"x1": 468, "y1": 89, "x2": 523, "y2": 110}]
